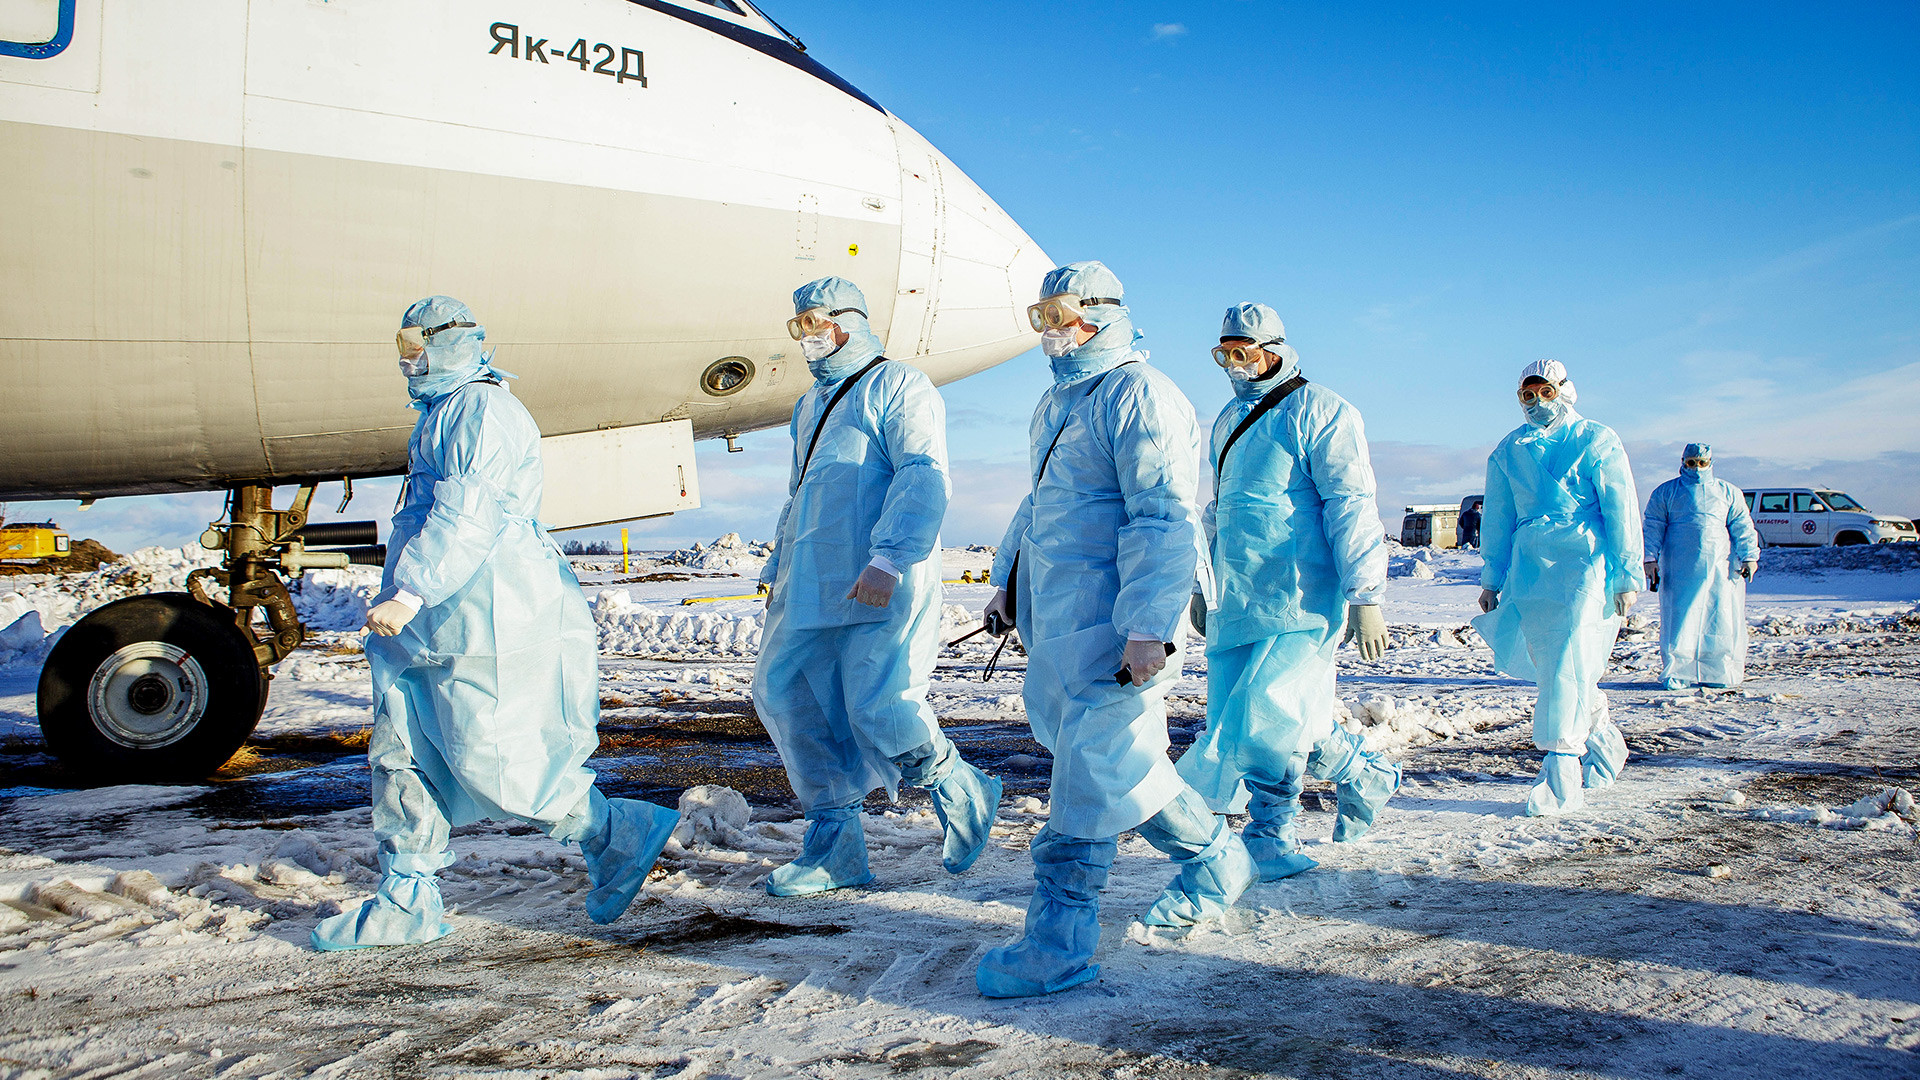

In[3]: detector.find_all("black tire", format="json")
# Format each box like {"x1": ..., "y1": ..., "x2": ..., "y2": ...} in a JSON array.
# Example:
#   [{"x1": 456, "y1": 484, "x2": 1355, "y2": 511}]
[
  {"x1": 38, "y1": 593, "x2": 265, "y2": 783},
  {"x1": 1834, "y1": 531, "x2": 1868, "y2": 546}
]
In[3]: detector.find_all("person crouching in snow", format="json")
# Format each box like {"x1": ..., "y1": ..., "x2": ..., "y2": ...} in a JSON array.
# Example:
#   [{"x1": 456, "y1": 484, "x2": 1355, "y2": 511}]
[
  {"x1": 1471, "y1": 359, "x2": 1643, "y2": 817},
  {"x1": 312, "y1": 296, "x2": 680, "y2": 950}
]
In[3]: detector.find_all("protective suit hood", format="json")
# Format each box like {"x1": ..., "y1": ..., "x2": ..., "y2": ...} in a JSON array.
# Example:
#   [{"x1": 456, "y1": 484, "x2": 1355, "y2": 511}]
[
  {"x1": 400, "y1": 296, "x2": 510, "y2": 408},
  {"x1": 1039, "y1": 261, "x2": 1144, "y2": 385},
  {"x1": 1681, "y1": 442, "x2": 1712, "y2": 485},
  {"x1": 793, "y1": 277, "x2": 886, "y2": 382}
]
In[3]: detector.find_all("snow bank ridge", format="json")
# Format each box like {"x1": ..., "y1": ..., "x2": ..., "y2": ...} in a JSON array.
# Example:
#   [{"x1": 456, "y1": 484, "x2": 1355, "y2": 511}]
[{"x1": 595, "y1": 588, "x2": 764, "y2": 656}]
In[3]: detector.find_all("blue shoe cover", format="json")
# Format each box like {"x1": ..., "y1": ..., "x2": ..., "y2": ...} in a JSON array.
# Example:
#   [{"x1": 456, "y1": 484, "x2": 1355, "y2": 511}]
[
  {"x1": 1525, "y1": 752, "x2": 1585, "y2": 817},
  {"x1": 1244, "y1": 836, "x2": 1318, "y2": 881},
  {"x1": 929, "y1": 760, "x2": 1003, "y2": 874},
  {"x1": 583, "y1": 794, "x2": 681, "y2": 924},
  {"x1": 767, "y1": 808, "x2": 874, "y2": 896},
  {"x1": 312, "y1": 872, "x2": 453, "y2": 951},
  {"x1": 976, "y1": 829, "x2": 1111, "y2": 998},
  {"x1": 1581, "y1": 707, "x2": 1628, "y2": 790},
  {"x1": 1661, "y1": 677, "x2": 1689, "y2": 691},
  {"x1": 1144, "y1": 829, "x2": 1256, "y2": 927},
  {"x1": 1313, "y1": 726, "x2": 1401, "y2": 842}
]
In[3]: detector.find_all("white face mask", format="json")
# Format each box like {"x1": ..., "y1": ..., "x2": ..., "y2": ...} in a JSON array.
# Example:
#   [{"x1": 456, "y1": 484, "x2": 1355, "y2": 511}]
[
  {"x1": 1040, "y1": 327, "x2": 1079, "y2": 358},
  {"x1": 800, "y1": 332, "x2": 839, "y2": 361},
  {"x1": 1225, "y1": 363, "x2": 1261, "y2": 383},
  {"x1": 398, "y1": 354, "x2": 429, "y2": 377}
]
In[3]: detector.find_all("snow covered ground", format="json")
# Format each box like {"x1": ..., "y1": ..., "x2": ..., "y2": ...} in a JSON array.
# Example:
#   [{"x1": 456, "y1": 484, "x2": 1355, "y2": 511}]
[{"x1": 0, "y1": 540, "x2": 1917, "y2": 1078}]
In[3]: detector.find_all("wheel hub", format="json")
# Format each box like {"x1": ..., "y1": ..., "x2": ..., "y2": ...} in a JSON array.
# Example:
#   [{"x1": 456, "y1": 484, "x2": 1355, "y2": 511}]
[{"x1": 87, "y1": 642, "x2": 209, "y2": 749}]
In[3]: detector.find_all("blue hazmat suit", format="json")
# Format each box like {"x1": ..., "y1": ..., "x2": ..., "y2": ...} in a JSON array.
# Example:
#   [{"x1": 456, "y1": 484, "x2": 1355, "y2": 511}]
[
  {"x1": 978, "y1": 263, "x2": 1252, "y2": 999},
  {"x1": 1643, "y1": 445, "x2": 1759, "y2": 689},
  {"x1": 1176, "y1": 304, "x2": 1398, "y2": 876},
  {"x1": 1471, "y1": 378, "x2": 1643, "y2": 814},
  {"x1": 754, "y1": 277, "x2": 999, "y2": 896},
  {"x1": 314, "y1": 297, "x2": 677, "y2": 950}
]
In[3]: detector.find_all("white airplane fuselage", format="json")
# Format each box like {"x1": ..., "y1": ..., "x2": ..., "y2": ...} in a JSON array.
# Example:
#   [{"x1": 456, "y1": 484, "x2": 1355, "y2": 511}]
[{"x1": 0, "y1": 0, "x2": 1051, "y2": 502}]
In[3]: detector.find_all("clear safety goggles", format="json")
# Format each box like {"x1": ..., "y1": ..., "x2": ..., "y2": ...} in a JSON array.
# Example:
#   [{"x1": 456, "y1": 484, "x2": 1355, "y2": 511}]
[
  {"x1": 786, "y1": 306, "x2": 864, "y2": 341},
  {"x1": 396, "y1": 319, "x2": 475, "y2": 358},
  {"x1": 1027, "y1": 293, "x2": 1121, "y2": 333},
  {"x1": 1517, "y1": 381, "x2": 1563, "y2": 405},
  {"x1": 1212, "y1": 339, "x2": 1282, "y2": 368}
]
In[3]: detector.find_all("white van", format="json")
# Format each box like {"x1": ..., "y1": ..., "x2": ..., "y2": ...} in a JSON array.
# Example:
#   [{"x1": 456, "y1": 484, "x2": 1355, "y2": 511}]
[{"x1": 1741, "y1": 487, "x2": 1918, "y2": 547}]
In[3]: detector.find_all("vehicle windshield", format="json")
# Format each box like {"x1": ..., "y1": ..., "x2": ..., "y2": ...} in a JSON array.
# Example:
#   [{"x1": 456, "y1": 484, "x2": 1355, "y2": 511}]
[{"x1": 1819, "y1": 491, "x2": 1866, "y2": 511}]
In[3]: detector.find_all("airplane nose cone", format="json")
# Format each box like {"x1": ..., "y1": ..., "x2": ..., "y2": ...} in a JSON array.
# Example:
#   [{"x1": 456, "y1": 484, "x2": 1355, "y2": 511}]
[{"x1": 885, "y1": 117, "x2": 1050, "y2": 383}]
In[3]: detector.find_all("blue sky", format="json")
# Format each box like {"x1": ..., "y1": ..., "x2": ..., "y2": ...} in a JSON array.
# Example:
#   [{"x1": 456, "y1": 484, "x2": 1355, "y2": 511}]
[{"x1": 25, "y1": 1, "x2": 1919, "y2": 554}]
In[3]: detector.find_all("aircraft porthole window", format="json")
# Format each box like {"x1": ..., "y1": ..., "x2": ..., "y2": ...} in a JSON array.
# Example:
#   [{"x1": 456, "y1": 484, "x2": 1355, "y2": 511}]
[{"x1": 701, "y1": 357, "x2": 755, "y2": 396}]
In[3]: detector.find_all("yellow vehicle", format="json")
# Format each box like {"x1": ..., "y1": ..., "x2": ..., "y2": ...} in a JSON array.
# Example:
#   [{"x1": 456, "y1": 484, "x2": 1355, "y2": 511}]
[{"x1": 0, "y1": 523, "x2": 71, "y2": 562}]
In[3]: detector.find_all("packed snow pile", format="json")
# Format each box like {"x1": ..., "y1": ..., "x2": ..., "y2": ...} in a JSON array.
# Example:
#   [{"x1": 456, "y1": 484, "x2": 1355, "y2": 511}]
[
  {"x1": 1753, "y1": 786, "x2": 1919, "y2": 833},
  {"x1": 656, "y1": 533, "x2": 772, "y2": 575},
  {"x1": 672, "y1": 784, "x2": 751, "y2": 847},
  {"x1": 1339, "y1": 691, "x2": 1529, "y2": 751},
  {"x1": 1757, "y1": 543, "x2": 1920, "y2": 577},
  {"x1": 1752, "y1": 604, "x2": 1920, "y2": 637},
  {"x1": 287, "y1": 567, "x2": 384, "y2": 631},
  {"x1": 1389, "y1": 546, "x2": 1439, "y2": 579},
  {"x1": 594, "y1": 588, "x2": 764, "y2": 657}
]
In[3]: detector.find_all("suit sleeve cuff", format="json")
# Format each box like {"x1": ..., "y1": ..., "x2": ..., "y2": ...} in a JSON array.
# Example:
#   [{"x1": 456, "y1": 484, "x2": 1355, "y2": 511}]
[
  {"x1": 867, "y1": 555, "x2": 903, "y2": 580},
  {"x1": 390, "y1": 589, "x2": 424, "y2": 614}
]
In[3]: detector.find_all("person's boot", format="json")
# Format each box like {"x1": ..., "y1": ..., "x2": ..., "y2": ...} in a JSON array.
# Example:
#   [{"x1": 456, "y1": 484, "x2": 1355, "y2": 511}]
[
  {"x1": 897, "y1": 741, "x2": 1004, "y2": 874},
  {"x1": 1580, "y1": 698, "x2": 1628, "y2": 790},
  {"x1": 1525, "y1": 752, "x2": 1585, "y2": 816},
  {"x1": 580, "y1": 791, "x2": 682, "y2": 923},
  {"x1": 766, "y1": 806, "x2": 874, "y2": 896},
  {"x1": 311, "y1": 852, "x2": 455, "y2": 951},
  {"x1": 1139, "y1": 789, "x2": 1256, "y2": 928},
  {"x1": 976, "y1": 829, "x2": 1115, "y2": 998},
  {"x1": 1243, "y1": 763, "x2": 1317, "y2": 881},
  {"x1": 1310, "y1": 724, "x2": 1402, "y2": 842}
]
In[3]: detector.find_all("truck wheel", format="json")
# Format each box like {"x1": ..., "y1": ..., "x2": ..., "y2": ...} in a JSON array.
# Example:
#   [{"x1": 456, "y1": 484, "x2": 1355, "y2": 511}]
[
  {"x1": 38, "y1": 593, "x2": 265, "y2": 783},
  {"x1": 1834, "y1": 531, "x2": 1868, "y2": 546}
]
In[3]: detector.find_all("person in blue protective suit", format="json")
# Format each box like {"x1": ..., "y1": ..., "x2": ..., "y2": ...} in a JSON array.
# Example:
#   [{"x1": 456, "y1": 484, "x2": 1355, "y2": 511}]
[
  {"x1": 1178, "y1": 303, "x2": 1401, "y2": 883},
  {"x1": 1471, "y1": 360, "x2": 1644, "y2": 817},
  {"x1": 313, "y1": 297, "x2": 681, "y2": 951},
  {"x1": 975, "y1": 262, "x2": 1254, "y2": 999},
  {"x1": 1643, "y1": 444, "x2": 1760, "y2": 690},
  {"x1": 753, "y1": 277, "x2": 1002, "y2": 897}
]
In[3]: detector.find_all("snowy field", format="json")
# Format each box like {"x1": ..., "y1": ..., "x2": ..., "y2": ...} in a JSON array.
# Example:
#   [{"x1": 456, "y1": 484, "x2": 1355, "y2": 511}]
[{"x1": 0, "y1": 538, "x2": 1917, "y2": 1078}]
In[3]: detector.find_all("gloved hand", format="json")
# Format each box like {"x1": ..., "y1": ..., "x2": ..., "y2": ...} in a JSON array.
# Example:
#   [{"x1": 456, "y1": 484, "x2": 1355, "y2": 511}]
[
  {"x1": 1342, "y1": 604, "x2": 1388, "y2": 661},
  {"x1": 1643, "y1": 559, "x2": 1660, "y2": 592},
  {"x1": 1188, "y1": 593, "x2": 1207, "y2": 637},
  {"x1": 1478, "y1": 588, "x2": 1499, "y2": 614},
  {"x1": 1613, "y1": 591, "x2": 1638, "y2": 617},
  {"x1": 983, "y1": 589, "x2": 1013, "y2": 635},
  {"x1": 365, "y1": 599, "x2": 417, "y2": 637},
  {"x1": 846, "y1": 564, "x2": 897, "y2": 608},
  {"x1": 1739, "y1": 560, "x2": 1757, "y2": 582},
  {"x1": 1121, "y1": 638, "x2": 1169, "y2": 686},
  {"x1": 759, "y1": 581, "x2": 772, "y2": 608}
]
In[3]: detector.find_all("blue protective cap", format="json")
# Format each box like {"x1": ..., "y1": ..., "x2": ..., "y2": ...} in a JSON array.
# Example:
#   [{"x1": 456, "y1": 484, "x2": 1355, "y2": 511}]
[
  {"x1": 1039, "y1": 261, "x2": 1128, "y2": 329},
  {"x1": 1684, "y1": 442, "x2": 1711, "y2": 461},
  {"x1": 793, "y1": 277, "x2": 869, "y2": 318},
  {"x1": 1220, "y1": 302, "x2": 1286, "y2": 345}
]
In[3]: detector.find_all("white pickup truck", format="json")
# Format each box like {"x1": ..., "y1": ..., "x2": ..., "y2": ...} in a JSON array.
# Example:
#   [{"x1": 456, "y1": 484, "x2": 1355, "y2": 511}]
[{"x1": 1741, "y1": 487, "x2": 1918, "y2": 547}]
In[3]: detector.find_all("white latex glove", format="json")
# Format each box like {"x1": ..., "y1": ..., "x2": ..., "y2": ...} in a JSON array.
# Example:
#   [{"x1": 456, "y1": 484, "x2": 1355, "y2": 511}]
[
  {"x1": 1478, "y1": 588, "x2": 1499, "y2": 614},
  {"x1": 1739, "y1": 560, "x2": 1757, "y2": 582},
  {"x1": 365, "y1": 599, "x2": 417, "y2": 637},
  {"x1": 1614, "y1": 591, "x2": 1638, "y2": 617},
  {"x1": 1643, "y1": 559, "x2": 1660, "y2": 592},
  {"x1": 846, "y1": 565, "x2": 897, "y2": 608},
  {"x1": 1121, "y1": 639, "x2": 1169, "y2": 686},
  {"x1": 1342, "y1": 604, "x2": 1388, "y2": 661},
  {"x1": 984, "y1": 588, "x2": 1013, "y2": 635}
]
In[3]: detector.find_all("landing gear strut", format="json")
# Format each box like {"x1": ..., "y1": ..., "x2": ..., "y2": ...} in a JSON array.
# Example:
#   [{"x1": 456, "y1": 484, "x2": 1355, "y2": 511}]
[{"x1": 37, "y1": 482, "x2": 384, "y2": 782}]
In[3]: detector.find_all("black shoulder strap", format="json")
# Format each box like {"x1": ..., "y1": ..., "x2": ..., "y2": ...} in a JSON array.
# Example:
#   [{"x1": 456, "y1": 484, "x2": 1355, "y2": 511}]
[
  {"x1": 1033, "y1": 361, "x2": 1137, "y2": 486},
  {"x1": 797, "y1": 356, "x2": 888, "y2": 483},
  {"x1": 1215, "y1": 373, "x2": 1308, "y2": 475}
]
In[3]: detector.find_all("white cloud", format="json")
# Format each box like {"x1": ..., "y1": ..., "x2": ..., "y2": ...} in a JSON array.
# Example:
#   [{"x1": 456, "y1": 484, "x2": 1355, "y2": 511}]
[
  {"x1": 1151, "y1": 22, "x2": 1187, "y2": 40},
  {"x1": 1622, "y1": 356, "x2": 1920, "y2": 463}
]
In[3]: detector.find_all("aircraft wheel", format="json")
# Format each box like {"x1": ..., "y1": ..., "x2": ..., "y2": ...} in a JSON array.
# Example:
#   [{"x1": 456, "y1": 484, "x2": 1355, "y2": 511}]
[{"x1": 38, "y1": 593, "x2": 265, "y2": 782}]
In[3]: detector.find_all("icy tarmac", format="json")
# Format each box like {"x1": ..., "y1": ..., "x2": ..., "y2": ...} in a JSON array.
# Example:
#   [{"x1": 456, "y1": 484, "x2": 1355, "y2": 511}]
[{"x1": 0, "y1": 541, "x2": 1917, "y2": 1078}]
